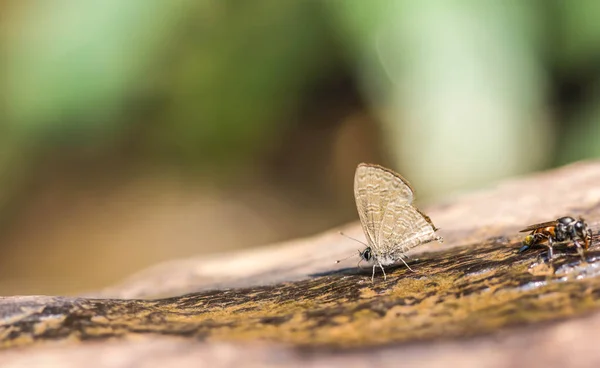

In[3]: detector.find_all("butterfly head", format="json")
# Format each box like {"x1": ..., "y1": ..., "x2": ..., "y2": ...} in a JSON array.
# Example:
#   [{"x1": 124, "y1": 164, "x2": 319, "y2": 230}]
[{"x1": 359, "y1": 247, "x2": 373, "y2": 262}]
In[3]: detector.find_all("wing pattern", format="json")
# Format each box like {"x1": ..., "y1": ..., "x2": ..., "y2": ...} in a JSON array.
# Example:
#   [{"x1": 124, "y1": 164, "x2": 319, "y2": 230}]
[
  {"x1": 354, "y1": 163, "x2": 438, "y2": 263},
  {"x1": 377, "y1": 201, "x2": 437, "y2": 258}
]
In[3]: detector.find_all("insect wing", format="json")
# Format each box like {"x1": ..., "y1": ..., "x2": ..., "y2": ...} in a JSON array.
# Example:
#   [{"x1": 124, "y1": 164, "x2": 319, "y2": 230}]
[
  {"x1": 377, "y1": 200, "x2": 438, "y2": 256},
  {"x1": 519, "y1": 220, "x2": 558, "y2": 233},
  {"x1": 354, "y1": 164, "x2": 415, "y2": 247}
]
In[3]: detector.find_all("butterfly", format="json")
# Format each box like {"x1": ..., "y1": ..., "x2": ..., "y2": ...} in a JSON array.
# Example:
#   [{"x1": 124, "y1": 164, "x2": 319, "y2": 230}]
[{"x1": 351, "y1": 163, "x2": 443, "y2": 281}]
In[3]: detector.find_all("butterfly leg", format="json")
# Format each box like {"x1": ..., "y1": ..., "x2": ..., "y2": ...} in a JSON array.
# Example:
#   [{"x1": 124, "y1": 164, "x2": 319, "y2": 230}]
[
  {"x1": 398, "y1": 255, "x2": 415, "y2": 272},
  {"x1": 371, "y1": 263, "x2": 386, "y2": 282},
  {"x1": 369, "y1": 256, "x2": 415, "y2": 282},
  {"x1": 379, "y1": 263, "x2": 387, "y2": 281}
]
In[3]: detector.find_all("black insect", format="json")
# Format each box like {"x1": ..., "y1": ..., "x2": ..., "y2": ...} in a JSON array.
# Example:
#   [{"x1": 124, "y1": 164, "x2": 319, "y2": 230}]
[{"x1": 518, "y1": 216, "x2": 592, "y2": 260}]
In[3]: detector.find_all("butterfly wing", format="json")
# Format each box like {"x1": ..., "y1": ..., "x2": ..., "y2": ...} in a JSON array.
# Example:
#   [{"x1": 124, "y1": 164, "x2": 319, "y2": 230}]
[
  {"x1": 354, "y1": 163, "x2": 415, "y2": 248},
  {"x1": 376, "y1": 200, "x2": 438, "y2": 260}
]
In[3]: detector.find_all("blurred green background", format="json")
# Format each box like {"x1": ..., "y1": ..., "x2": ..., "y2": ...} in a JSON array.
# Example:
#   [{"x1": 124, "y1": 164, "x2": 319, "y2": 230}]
[{"x1": 1, "y1": 0, "x2": 599, "y2": 295}]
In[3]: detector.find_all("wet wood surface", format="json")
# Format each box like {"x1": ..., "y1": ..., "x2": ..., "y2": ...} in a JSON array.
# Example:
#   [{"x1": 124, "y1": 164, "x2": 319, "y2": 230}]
[{"x1": 3, "y1": 161, "x2": 600, "y2": 367}]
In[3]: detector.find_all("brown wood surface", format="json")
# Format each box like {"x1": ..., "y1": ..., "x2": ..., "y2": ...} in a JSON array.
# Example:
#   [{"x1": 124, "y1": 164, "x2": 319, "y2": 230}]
[{"x1": 3, "y1": 160, "x2": 600, "y2": 367}]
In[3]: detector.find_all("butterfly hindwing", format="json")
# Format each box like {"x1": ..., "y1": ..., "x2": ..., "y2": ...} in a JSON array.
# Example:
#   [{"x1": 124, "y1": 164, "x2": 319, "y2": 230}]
[{"x1": 377, "y1": 200, "x2": 437, "y2": 257}]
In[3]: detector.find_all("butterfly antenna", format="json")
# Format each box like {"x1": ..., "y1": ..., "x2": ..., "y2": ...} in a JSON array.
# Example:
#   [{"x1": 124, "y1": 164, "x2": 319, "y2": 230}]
[
  {"x1": 339, "y1": 232, "x2": 368, "y2": 246},
  {"x1": 335, "y1": 251, "x2": 359, "y2": 264}
]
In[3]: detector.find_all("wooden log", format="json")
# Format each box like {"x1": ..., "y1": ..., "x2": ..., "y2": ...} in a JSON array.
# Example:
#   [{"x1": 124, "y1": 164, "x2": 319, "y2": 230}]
[{"x1": 3, "y1": 160, "x2": 600, "y2": 367}]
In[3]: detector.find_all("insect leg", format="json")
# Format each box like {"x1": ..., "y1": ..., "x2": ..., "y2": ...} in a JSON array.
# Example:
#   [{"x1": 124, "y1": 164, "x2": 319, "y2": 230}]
[
  {"x1": 371, "y1": 264, "x2": 377, "y2": 283},
  {"x1": 584, "y1": 232, "x2": 591, "y2": 251},
  {"x1": 398, "y1": 255, "x2": 415, "y2": 272},
  {"x1": 378, "y1": 263, "x2": 387, "y2": 281},
  {"x1": 545, "y1": 236, "x2": 554, "y2": 260},
  {"x1": 574, "y1": 240, "x2": 586, "y2": 262}
]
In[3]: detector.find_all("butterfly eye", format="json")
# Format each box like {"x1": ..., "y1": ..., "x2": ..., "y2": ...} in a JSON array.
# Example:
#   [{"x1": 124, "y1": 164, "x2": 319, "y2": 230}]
[{"x1": 362, "y1": 248, "x2": 372, "y2": 261}]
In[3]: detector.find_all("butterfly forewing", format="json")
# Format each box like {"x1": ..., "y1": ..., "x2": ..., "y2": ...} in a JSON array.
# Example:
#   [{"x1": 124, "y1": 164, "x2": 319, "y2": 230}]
[{"x1": 354, "y1": 163, "x2": 418, "y2": 250}]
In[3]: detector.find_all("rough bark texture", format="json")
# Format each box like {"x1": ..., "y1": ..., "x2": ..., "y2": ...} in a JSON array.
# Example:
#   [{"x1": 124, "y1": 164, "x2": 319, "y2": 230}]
[{"x1": 3, "y1": 161, "x2": 600, "y2": 367}]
